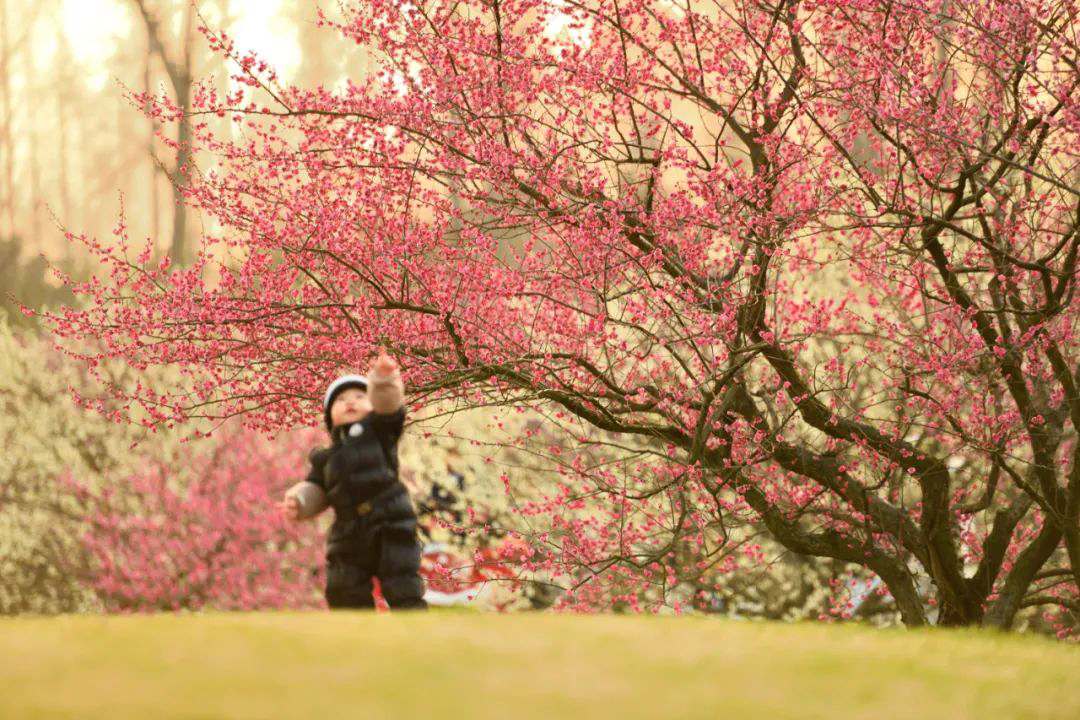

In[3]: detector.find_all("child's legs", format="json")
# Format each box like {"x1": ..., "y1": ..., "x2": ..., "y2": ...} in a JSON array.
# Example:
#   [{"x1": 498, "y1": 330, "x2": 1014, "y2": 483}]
[
  {"x1": 376, "y1": 525, "x2": 427, "y2": 609},
  {"x1": 325, "y1": 556, "x2": 376, "y2": 609}
]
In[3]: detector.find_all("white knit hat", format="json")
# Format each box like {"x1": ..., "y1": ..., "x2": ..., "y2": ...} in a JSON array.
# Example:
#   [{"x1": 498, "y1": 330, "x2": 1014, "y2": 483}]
[{"x1": 323, "y1": 374, "x2": 368, "y2": 430}]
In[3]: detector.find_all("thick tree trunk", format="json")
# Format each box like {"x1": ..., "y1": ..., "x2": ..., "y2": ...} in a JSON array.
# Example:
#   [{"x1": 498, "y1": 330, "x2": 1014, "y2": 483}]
[{"x1": 984, "y1": 523, "x2": 1062, "y2": 629}]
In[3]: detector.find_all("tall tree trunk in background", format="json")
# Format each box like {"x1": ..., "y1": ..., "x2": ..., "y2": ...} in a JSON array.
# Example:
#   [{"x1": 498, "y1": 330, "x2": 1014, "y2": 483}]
[
  {"x1": 77, "y1": 108, "x2": 89, "y2": 240},
  {"x1": 170, "y1": 5, "x2": 195, "y2": 266},
  {"x1": 0, "y1": 3, "x2": 15, "y2": 239},
  {"x1": 133, "y1": 0, "x2": 195, "y2": 267},
  {"x1": 145, "y1": 44, "x2": 160, "y2": 244},
  {"x1": 214, "y1": 0, "x2": 233, "y2": 147},
  {"x1": 27, "y1": 109, "x2": 41, "y2": 246},
  {"x1": 292, "y1": 1, "x2": 336, "y2": 89},
  {"x1": 22, "y1": 7, "x2": 40, "y2": 247},
  {"x1": 56, "y1": 43, "x2": 74, "y2": 227}
]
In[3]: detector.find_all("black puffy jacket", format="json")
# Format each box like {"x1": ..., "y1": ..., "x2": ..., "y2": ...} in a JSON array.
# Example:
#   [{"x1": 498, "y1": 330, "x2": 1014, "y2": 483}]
[{"x1": 305, "y1": 407, "x2": 418, "y2": 557}]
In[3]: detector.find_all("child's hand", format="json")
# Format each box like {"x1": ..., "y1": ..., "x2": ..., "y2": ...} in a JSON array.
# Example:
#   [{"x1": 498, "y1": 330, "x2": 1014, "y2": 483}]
[
  {"x1": 277, "y1": 495, "x2": 302, "y2": 522},
  {"x1": 370, "y1": 349, "x2": 399, "y2": 377}
]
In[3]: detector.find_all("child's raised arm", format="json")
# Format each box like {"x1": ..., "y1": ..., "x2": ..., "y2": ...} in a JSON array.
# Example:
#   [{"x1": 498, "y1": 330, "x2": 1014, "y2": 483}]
[{"x1": 368, "y1": 350, "x2": 404, "y2": 415}]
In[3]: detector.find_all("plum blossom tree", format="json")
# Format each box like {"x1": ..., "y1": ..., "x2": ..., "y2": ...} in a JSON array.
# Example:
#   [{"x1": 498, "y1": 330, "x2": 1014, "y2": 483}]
[{"x1": 51, "y1": 0, "x2": 1080, "y2": 632}]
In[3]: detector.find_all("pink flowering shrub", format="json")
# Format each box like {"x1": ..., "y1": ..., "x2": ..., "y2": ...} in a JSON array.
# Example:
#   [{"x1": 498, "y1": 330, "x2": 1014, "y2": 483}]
[{"x1": 71, "y1": 426, "x2": 326, "y2": 612}]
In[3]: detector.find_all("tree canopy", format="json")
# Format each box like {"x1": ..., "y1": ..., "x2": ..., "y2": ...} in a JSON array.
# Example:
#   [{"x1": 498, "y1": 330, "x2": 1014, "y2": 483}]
[{"x1": 51, "y1": 0, "x2": 1080, "y2": 632}]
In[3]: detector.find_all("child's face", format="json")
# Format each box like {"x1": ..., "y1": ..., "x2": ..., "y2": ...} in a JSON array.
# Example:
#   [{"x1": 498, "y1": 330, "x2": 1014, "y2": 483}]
[{"x1": 330, "y1": 387, "x2": 373, "y2": 427}]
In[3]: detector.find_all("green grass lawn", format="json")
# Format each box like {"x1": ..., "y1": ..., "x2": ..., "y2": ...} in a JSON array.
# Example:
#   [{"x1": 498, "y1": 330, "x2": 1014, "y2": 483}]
[{"x1": 1, "y1": 611, "x2": 1078, "y2": 719}]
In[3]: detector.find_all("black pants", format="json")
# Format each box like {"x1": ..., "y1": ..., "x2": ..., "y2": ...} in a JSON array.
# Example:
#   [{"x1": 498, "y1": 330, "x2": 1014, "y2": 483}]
[{"x1": 325, "y1": 525, "x2": 427, "y2": 610}]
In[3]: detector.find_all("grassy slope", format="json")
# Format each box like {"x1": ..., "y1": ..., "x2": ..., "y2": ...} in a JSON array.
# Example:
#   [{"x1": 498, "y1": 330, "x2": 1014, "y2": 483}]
[{"x1": 1, "y1": 612, "x2": 1078, "y2": 720}]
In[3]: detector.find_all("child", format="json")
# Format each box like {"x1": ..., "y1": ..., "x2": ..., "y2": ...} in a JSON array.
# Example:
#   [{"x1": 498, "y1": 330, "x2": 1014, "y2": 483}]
[{"x1": 279, "y1": 351, "x2": 427, "y2": 609}]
